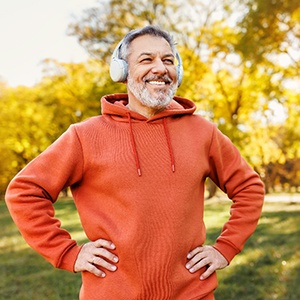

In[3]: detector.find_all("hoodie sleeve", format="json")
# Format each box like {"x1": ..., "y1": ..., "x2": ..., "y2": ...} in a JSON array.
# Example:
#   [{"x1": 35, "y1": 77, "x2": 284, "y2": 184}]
[
  {"x1": 5, "y1": 125, "x2": 84, "y2": 272},
  {"x1": 208, "y1": 125, "x2": 264, "y2": 263}
]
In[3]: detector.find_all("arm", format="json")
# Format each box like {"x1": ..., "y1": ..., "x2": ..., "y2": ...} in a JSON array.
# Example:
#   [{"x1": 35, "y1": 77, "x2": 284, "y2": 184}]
[
  {"x1": 208, "y1": 127, "x2": 264, "y2": 261},
  {"x1": 5, "y1": 126, "x2": 84, "y2": 272},
  {"x1": 186, "y1": 125, "x2": 264, "y2": 278}
]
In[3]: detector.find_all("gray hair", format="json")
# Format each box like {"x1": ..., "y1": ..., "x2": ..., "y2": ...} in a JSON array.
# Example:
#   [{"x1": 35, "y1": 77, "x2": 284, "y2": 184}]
[{"x1": 119, "y1": 25, "x2": 176, "y2": 61}]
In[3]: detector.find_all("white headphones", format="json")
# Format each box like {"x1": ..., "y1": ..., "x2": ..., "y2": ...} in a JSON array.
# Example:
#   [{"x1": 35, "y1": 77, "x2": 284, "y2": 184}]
[{"x1": 110, "y1": 39, "x2": 184, "y2": 86}]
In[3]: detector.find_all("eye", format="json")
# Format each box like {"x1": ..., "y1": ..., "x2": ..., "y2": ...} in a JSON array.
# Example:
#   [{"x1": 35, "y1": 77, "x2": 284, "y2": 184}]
[
  {"x1": 163, "y1": 59, "x2": 174, "y2": 65},
  {"x1": 140, "y1": 57, "x2": 152, "y2": 63}
]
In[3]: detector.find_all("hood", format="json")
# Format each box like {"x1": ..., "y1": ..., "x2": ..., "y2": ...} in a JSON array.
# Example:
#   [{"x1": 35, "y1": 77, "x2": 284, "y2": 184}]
[
  {"x1": 101, "y1": 93, "x2": 196, "y2": 122},
  {"x1": 100, "y1": 93, "x2": 196, "y2": 176}
]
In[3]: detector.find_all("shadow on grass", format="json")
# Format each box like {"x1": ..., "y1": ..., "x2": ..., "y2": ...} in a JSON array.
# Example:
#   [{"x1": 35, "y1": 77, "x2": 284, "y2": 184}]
[
  {"x1": 1, "y1": 248, "x2": 82, "y2": 300},
  {"x1": 0, "y1": 198, "x2": 85, "y2": 300},
  {"x1": 1, "y1": 199, "x2": 299, "y2": 299},
  {"x1": 208, "y1": 204, "x2": 300, "y2": 300}
]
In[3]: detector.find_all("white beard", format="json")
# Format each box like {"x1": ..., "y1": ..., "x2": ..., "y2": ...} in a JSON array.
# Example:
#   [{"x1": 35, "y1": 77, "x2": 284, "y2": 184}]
[{"x1": 127, "y1": 73, "x2": 178, "y2": 110}]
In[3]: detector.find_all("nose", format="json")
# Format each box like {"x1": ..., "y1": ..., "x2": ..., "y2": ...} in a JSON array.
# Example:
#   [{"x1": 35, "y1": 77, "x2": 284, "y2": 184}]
[{"x1": 151, "y1": 58, "x2": 167, "y2": 75}]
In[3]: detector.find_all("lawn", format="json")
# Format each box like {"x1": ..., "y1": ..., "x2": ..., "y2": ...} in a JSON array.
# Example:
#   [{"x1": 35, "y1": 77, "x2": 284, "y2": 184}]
[{"x1": 1, "y1": 196, "x2": 299, "y2": 300}]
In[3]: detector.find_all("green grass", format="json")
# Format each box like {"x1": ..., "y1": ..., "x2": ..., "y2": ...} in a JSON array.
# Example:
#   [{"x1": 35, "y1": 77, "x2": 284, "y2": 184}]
[{"x1": 1, "y1": 197, "x2": 299, "y2": 300}]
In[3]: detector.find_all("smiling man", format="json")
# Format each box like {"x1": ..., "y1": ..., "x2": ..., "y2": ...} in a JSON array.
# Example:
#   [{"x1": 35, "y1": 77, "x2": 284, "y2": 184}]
[
  {"x1": 125, "y1": 34, "x2": 178, "y2": 117},
  {"x1": 5, "y1": 26, "x2": 264, "y2": 300}
]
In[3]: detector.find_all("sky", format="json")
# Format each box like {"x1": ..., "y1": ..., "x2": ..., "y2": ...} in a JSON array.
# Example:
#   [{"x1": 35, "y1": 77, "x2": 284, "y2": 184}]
[{"x1": 0, "y1": 0, "x2": 98, "y2": 87}]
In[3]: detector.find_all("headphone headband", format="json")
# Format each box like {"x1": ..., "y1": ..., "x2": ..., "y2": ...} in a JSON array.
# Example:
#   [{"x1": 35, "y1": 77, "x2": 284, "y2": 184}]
[{"x1": 110, "y1": 38, "x2": 184, "y2": 86}]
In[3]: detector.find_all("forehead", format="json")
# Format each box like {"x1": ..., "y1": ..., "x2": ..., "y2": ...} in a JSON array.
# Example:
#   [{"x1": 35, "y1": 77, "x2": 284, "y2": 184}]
[{"x1": 128, "y1": 35, "x2": 173, "y2": 58}]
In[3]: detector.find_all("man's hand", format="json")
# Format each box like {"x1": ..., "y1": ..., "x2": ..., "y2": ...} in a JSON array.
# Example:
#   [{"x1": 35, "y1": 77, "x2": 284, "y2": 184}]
[
  {"x1": 186, "y1": 245, "x2": 228, "y2": 280},
  {"x1": 74, "y1": 238, "x2": 119, "y2": 278}
]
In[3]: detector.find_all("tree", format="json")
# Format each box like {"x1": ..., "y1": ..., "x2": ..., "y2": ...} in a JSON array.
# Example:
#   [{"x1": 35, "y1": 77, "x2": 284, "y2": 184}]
[
  {"x1": 2, "y1": 0, "x2": 299, "y2": 193},
  {"x1": 235, "y1": 0, "x2": 300, "y2": 66},
  {"x1": 37, "y1": 58, "x2": 118, "y2": 141},
  {"x1": 0, "y1": 84, "x2": 53, "y2": 193},
  {"x1": 68, "y1": 0, "x2": 187, "y2": 62},
  {"x1": 234, "y1": 0, "x2": 300, "y2": 191},
  {"x1": 0, "y1": 59, "x2": 120, "y2": 193},
  {"x1": 67, "y1": 0, "x2": 300, "y2": 192}
]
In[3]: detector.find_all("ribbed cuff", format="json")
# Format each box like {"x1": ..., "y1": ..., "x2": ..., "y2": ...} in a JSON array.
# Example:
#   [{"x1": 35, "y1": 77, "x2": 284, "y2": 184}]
[
  {"x1": 56, "y1": 244, "x2": 83, "y2": 273},
  {"x1": 212, "y1": 240, "x2": 240, "y2": 264}
]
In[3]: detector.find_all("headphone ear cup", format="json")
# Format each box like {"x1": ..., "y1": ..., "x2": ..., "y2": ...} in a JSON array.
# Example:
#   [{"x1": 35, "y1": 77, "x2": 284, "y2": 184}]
[
  {"x1": 110, "y1": 58, "x2": 128, "y2": 82},
  {"x1": 176, "y1": 65, "x2": 183, "y2": 86},
  {"x1": 175, "y1": 52, "x2": 184, "y2": 86},
  {"x1": 110, "y1": 38, "x2": 184, "y2": 84}
]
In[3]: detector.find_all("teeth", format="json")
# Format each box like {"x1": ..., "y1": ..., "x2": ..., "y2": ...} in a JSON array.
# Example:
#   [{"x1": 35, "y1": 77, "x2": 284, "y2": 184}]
[{"x1": 148, "y1": 81, "x2": 166, "y2": 85}]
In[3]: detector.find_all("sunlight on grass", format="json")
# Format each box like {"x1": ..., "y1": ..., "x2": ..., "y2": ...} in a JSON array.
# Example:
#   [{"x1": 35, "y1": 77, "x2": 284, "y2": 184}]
[
  {"x1": 1, "y1": 196, "x2": 299, "y2": 300},
  {"x1": 54, "y1": 198, "x2": 89, "y2": 244},
  {"x1": 212, "y1": 199, "x2": 300, "y2": 300}
]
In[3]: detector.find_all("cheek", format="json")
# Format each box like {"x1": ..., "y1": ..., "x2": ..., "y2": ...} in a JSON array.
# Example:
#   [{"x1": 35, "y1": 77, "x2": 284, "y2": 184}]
[
  {"x1": 168, "y1": 67, "x2": 177, "y2": 80},
  {"x1": 130, "y1": 65, "x2": 152, "y2": 80}
]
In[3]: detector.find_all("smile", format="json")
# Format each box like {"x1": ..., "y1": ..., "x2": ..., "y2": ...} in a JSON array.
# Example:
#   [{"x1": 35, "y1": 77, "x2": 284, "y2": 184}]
[
  {"x1": 144, "y1": 75, "x2": 172, "y2": 86},
  {"x1": 148, "y1": 81, "x2": 167, "y2": 85}
]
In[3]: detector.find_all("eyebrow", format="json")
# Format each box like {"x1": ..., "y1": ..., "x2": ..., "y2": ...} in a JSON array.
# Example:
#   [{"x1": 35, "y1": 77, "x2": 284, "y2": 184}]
[{"x1": 138, "y1": 52, "x2": 175, "y2": 59}]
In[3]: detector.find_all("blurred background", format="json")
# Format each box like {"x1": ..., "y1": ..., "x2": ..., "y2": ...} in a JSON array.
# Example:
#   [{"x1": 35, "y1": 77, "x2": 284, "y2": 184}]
[
  {"x1": 1, "y1": 0, "x2": 300, "y2": 196},
  {"x1": 0, "y1": 1, "x2": 299, "y2": 299}
]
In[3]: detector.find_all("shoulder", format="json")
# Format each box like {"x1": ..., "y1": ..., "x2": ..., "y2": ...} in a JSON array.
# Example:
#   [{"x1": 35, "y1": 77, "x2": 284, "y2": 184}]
[
  {"x1": 71, "y1": 115, "x2": 107, "y2": 133},
  {"x1": 74, "y1": 115, "x2": 104, "y2": 127},
  {"x1": 186, "y1": 114, "x2": 217, "y2": 134}
]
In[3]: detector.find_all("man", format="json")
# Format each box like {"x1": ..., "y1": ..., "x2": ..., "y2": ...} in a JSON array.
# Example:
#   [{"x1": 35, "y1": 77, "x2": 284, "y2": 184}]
[{"x1": 5, "y1": 26, "x2": 264, "y2": 299}]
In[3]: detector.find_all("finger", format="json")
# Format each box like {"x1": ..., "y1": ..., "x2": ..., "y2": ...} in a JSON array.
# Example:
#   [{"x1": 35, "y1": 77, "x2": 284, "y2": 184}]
[
  {"x1": 74, "y1": 240, "x2": 118, "y2": 275},
  {"x1": 93, "y1": 247, "x2": 119, "y2": 263},
  {"x1": 200, "y1": 265, "x2": 215, "y2": 280},
  {"x1": 92, "y1": 256, "x2": 118, "y2": 272},
  {"x1": 187, "y1": 246, "x2": 203, "y2": 259},
  {"x1": 186, "y1": 250, "x2": 206, "y2": 268},
  {"x1": 86, "y1": 261, "x2": 107, "y2": 278},
  {"x1": 94, "y1": 238, "x2": 116, "y2": 249},
  {"x1": 74, "y1": 253, "x2": 106, "y2": 277},
  {"x1": 186, "y1": 256, "x2": 210, "y2": 273}
]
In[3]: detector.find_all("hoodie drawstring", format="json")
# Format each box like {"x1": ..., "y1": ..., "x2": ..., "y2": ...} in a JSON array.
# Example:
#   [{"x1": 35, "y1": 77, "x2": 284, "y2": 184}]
[
  {"x1": 127, "y1": 113, "x2": 142, "y2": 176},
  {"x1": 127, "y1": 113, "x2": 175, "y2": 176},
  {"x1": 163, "y1": 118, "x2": 176, "y2": 173}
]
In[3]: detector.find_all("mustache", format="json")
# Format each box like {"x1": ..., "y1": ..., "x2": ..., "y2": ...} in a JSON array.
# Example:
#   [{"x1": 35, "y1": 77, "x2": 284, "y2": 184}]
[{"x1": 143, "y1": 74, "x2": 173, "y2": 84}]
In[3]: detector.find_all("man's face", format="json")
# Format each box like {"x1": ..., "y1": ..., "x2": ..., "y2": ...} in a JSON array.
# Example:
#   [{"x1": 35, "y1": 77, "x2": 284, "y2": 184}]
[{"x1": 126, "y1": 35, "x2": 178, "y2": 110}]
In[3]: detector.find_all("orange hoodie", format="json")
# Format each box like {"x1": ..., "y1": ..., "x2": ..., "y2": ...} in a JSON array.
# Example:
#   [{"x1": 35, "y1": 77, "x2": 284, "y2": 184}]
[{"x1": 5, "y1": 94, "x2": 264, "y2": 299}]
